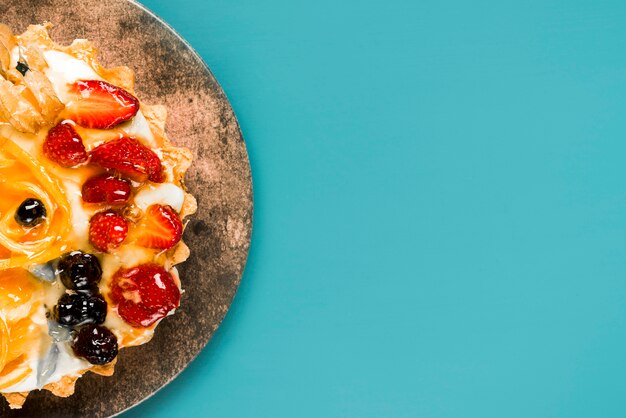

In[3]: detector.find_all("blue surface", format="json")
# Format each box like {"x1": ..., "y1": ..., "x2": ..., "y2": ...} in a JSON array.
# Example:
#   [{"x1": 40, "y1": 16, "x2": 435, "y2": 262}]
[{"x1": 125, "y1": 1, "x2": 626, "y2": 417}]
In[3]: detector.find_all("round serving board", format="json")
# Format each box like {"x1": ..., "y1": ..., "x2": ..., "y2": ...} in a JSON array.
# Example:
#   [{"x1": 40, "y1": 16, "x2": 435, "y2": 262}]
[{"x1": 0, "y1": 1, "x2": 252, "y2": 416}]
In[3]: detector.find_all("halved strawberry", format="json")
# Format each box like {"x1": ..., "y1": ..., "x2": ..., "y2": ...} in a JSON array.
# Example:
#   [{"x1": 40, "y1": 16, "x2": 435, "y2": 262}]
[
  {"x1": 90, "y1": 137, "x2": 164, "y2": 183},
  {"x1": 89, "y1": 210, "x2": 128, "y2": 253},
  {"x1": 135, "y1": 204, "x2": 183, "y2": 250},
  {"x1": 65, "y1": 80, "x2": 139, "y2": 129},
  {"x1": 109, "y1": 263, "x2": 180, "y2": 328},
  {"x1": 43, "y1": 122, "x2": 88, "y2": 167},
  {"x1": 82, "y1": 174, "x2": 131, "y2": 204}
]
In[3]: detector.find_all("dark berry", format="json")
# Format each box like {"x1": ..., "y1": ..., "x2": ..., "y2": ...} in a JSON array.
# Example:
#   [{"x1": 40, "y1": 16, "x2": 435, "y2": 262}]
[
  {"x1": 72, "y1": 324, "x2": 118, "y2": 365},
  {"x1": 16, "y1": 61, "x2": 29, "y2": 76},
  {"x1": 57, "y1": 251, "x2": 102, "y2": 292},
  {"x1": 15, "y1": 198, "x2": 46, "y2": 227},
  {"x1": 54, "y1": 293, "x2": 107, "y2": 326}
]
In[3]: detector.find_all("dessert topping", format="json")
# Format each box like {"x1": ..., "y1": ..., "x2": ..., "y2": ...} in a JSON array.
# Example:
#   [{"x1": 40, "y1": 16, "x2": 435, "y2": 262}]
[
  {"x1": 66, "y1": 80, "x2": 139, "y2": 129},
  {"x1": 14, "y1": 198, "x2": 46, "y2": 227},
  {"x1": 43, "y1": 121, "x2": 88, "y2": 167},
  {"x1": 54, "y1": 293, "x2": 107, "y2": 326},
  {"x1": 135, "y1": 204, "x2": 183, "y2": 250},
  {"x1": 82, "y1": 174, "x2": 131, "y2": 204},
  {"x1": 89, "y1": 210, "x2": 128, "y2": 253},
  {"x1": 109, "y1": 263, "x2": 180, "y2": 328},
  {"x1": 57, "y1": 251, "x2": 102, "y2": 293},
  {"x1": 71, "y1": 324, "x2": 118, "y2": 365},
  {"x1": 90, "y1": 137, "x2": 164, "y2": 183}
]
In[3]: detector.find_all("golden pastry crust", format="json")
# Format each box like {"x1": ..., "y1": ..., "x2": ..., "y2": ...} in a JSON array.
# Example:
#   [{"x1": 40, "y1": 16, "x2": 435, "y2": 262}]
[
  {"x1": 42, "y1": 375, "x2": 79, "y2": 398},
  {"x1": 0, "y1": 23, "x2": 196, "y2": 407},
  {"x1": 2, "y1": 391, "x2": 28, "y2": 409}
]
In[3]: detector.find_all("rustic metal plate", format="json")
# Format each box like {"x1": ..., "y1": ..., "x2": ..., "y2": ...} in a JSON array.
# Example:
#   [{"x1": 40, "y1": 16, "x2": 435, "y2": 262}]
[{"x1": 0, "y1": 0, "x2": 252, "y2": 416}]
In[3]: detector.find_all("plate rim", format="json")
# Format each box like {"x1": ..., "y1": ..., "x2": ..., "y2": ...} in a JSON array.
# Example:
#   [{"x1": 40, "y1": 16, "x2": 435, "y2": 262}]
[{"x1": 110, "y1": 1, "x2": 254, "y2": 416}]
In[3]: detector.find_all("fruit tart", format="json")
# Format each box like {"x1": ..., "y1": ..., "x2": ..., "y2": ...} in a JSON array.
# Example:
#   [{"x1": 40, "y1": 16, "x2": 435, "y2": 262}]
[{"x1": 0, "y1": 22, "x2": 197, "y2": 408}]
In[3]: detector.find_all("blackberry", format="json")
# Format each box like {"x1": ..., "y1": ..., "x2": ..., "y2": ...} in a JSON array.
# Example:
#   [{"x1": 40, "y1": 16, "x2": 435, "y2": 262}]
[
  {"x1": 54, "y1": 293, "x2": 107, "y2": 326},
  {"x1": 57, "y1": 251, "x2": 102, "y2": 292},
  {"x1": 72, "y1": 324, "x2": 118, "y2": 365}
]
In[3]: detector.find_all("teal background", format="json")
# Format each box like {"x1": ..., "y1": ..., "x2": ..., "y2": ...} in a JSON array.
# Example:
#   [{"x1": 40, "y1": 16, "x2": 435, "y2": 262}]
[{"x1": 124, "y1": 0, "x2": 626, "y2": 417}]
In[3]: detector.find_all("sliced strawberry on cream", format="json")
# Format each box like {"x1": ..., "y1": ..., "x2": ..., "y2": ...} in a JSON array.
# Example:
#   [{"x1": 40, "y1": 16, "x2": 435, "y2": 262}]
[
  {"x1": 42, "y1": 50, "x2": 157, "y2": 148},
  {"x1": 82, "y1": 174, "x2": 131, "y2": 205},
  {"x1": 133, "y1": 204, "x2": 183, "y2": 250},
  {"x1": 65, "y1": 80, "x2": 139, "y2": 129},
  {"x1": 90, "y1": 137, "x2": 164, "y2": 183}
]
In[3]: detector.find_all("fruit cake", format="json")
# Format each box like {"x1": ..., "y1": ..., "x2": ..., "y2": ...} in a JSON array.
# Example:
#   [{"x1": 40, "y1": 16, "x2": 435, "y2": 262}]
[{"x1": 0, "y1": 22, "x2": 197, "y2": 408}]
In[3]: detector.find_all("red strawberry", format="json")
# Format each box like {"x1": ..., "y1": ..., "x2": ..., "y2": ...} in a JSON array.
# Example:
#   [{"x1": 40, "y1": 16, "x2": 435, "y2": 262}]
[
  {"x1": 66, "y1": 80, "x2": 139, "y2": 129},
  {"x1": 135, "y1": 204, "x2": 183, "y2": 250},
  {"x1": 43, "y1": 122, "x2": 88, "y2": 167},
  {"x1": 90, "y1": 137, "x2": 164, "y2": 183},
  {"x1": 109, "y1": 263, "x2": 180, "y2": 327},
  {"x1": 82, "y1": 174, "x2": 131, "y2": 204},
  {"x1": 89, "y1": 210, "x2": 128, "y2": 253}
]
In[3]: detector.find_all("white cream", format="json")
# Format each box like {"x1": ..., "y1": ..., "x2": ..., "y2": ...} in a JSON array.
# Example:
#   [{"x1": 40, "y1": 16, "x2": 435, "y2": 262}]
[
  {"x1": 55, "y1": 172, "x2": 90, "y2": 245},
  {"x1": 133, "y1": 183, "x2": 185, "y2": 212},
  {"x1": 3, "y1": 343, "x2": 89, "y2": 393},
  {"x1": 40, "y1": 344, "x2": 89, "y2": 388},
  {"x1": 42, "y1": 50, "x2": 102, "y2": 102},
  {"x1": 2, "y1": 363, "x2": 37, "y2": 393},
  {"x1": 118, "y1": 111, "x2": 156, "y2": 147}
]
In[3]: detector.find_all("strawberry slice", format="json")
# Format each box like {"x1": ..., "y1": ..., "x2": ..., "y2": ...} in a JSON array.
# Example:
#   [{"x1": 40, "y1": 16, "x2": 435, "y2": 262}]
[
  {"x1": 66, "y1": 80, "x2": 139, "y2": 129},
  {"x1": 82, "y1": 174, "x2": 131, "y2": 204},
  {"x1": 43, "y1": 121, "x2": 88, "y2": 167},
  {"x1": 89, "y1": 210, "x2": 128, "y2": 253},
  {"x1": 109, "y1": 263, "x2": 180, "y2": 328},
  {"x1": 90, "y1": 137, "x2": 164, "y2": 183},
  {"x1": 135, "y1": 204, "x2": 183, "y2": 250}
]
